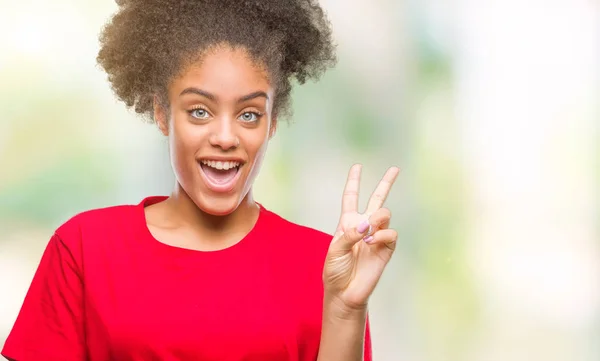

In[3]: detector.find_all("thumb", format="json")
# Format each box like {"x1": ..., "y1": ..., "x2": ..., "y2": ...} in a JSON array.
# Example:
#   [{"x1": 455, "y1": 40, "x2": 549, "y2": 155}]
[{"x1": 333, "y1": 219, "x2": 371, "y2": 252}]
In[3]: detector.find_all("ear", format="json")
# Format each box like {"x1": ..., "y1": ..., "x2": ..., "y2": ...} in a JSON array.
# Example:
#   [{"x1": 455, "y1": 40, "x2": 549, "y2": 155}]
[
  {"x1": 268, "y1": 116, "x2": 278, "y2": 139},
  {"x1": 153, "y1": 95, "x2": 169, "y2": 136}
]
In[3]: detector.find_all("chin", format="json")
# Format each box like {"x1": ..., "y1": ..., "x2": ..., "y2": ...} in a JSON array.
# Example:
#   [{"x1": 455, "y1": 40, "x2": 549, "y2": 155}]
[{"x1": 194, "y1": 193, "x2": 243, "y2": 216}]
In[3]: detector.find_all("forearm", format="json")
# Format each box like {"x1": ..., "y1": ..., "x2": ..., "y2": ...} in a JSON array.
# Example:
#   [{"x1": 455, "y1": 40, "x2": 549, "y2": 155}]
[{"x1": 317, "y1": 295, "x2": 368, "y2": 361}]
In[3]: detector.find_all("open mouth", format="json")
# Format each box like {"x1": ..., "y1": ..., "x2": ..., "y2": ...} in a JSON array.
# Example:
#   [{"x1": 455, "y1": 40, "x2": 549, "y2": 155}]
[{"x1": 199, "y1": 159, "x2": 243, "y2": 191}]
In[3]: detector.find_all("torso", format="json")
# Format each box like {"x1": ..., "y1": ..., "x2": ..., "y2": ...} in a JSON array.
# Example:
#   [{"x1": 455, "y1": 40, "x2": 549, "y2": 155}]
[{"x1": 71, "y1": 197, "x2": 331, "y2": 361}]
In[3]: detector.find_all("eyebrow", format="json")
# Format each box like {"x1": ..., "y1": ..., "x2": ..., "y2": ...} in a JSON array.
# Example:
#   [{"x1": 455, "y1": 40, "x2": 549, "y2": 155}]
[{"x1": 179, "y1": 87, "x2": 269, "y2": 103}]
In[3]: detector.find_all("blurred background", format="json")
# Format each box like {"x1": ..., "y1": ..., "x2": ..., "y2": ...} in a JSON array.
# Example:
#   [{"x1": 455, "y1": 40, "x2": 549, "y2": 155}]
[{"x1": 0, "y1": 0, "x2": 598, "y2": 360}]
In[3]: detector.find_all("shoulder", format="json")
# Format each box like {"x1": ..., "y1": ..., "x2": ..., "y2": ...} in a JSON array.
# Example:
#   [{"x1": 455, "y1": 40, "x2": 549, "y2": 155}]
[
  {"x1": 261, "y1": 207, "x2": 332, "y2": 238},
  {"x1": 259, "y1": 205, "x2": 333, "y2": 252},
  {"x1": 53, "y1": 196, "x2": 160, "y2": 248},
  {"x1": 55, "y1": 203, "x2": 136, "y2": 239},
  {"x1": 257, "y1": 206, "x2": 333, "y2": 288}
]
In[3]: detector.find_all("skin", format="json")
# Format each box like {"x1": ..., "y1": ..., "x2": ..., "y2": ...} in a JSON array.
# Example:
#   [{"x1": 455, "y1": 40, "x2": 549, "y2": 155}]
[
  {"x1": 144, "y1": 43, "x2": 400, "y2": 360},
  {"x1": 146, "y1": 44, "x2": 276, "y2": 251},
  {"x1": 318, "y1": 165, "x2": 399, "y2": 361}
]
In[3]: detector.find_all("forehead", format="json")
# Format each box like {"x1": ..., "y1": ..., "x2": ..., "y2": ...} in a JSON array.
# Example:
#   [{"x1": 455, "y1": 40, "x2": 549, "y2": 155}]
[{"x1": 170, "y1": 45, "x2": 273, "y2": 99}]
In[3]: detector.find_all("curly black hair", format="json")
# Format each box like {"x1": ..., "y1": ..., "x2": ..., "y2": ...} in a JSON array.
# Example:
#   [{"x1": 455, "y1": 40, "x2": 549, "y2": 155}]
[{"x1": 97, "y1": 0, "x2": 337, "y2": 121}]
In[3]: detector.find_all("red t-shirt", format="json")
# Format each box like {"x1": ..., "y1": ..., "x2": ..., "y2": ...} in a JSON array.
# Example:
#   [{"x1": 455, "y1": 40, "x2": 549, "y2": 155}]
[{"x1": 2, "y1": 196, "x2": 372, "y2": 361}]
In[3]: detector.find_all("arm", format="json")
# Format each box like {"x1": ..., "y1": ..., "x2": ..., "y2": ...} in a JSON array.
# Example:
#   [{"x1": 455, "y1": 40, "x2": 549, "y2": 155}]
[
  {"x1": 1, "y1": 233, "x2": 86, "y2": 361},
  {"x1": 317, "y1": 295, "x2": 370, "y2": 361},
  {"x1": 319, "y1": 164, "x2": 399, "y2": 361}
]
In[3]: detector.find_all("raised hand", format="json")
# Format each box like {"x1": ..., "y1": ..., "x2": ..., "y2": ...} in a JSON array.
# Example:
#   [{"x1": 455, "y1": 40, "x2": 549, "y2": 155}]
[{"x1": 323, "y1": 164, "x2": 400, "y2": 311}]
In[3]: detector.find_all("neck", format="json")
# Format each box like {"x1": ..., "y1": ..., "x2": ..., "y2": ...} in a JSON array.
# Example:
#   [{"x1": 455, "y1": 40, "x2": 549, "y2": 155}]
[{"x1": 166, "y1": 183, "x2": 259, "y2": 241}]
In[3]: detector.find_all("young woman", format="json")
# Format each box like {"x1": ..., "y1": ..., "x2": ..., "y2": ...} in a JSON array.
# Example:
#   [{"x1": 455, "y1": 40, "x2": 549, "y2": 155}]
[{"x1": 2, "y1": 1, "x2": 399, "y2": 360}]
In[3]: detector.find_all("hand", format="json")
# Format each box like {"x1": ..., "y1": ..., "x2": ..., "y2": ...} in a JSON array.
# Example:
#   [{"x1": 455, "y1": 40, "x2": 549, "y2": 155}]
[{"x1": 323, "y1": 164, "x2": 400, "y2": 312}]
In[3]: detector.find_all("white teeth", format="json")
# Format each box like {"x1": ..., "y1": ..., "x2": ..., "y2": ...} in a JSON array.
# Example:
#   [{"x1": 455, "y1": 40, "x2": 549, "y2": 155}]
[{"x1": 201, "y1": 160, "x2": 240, "y2": 170}]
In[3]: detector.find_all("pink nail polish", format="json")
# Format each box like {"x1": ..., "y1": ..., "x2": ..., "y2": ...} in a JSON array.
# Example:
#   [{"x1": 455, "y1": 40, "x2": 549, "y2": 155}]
[
  {"x1": 357, "y1": 220, "x2": 370, "y2": 233},
  {"x1": 364, "y1": 236, "x2": 374, "y2": 243}
]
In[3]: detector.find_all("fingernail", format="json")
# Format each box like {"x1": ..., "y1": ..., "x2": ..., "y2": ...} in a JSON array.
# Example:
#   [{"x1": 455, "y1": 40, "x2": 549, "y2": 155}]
[
  {"x1": 364, "y1": 236, "x2": 374, "y2": 243},
  {"x1": 357, "y1": 220, "x2": 370, "y2": 233}
]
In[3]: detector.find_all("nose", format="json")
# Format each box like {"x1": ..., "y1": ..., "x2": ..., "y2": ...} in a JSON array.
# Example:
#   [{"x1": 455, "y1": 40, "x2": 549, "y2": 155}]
[{"x1": 208, "y1": 117, "x2": 239, "y2": 150}]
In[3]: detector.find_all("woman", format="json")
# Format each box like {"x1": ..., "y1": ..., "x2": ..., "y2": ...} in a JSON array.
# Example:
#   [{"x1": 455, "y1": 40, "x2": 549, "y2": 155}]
[{"x1": 2, "y1": 0, "x2": 399, "y2": 360}]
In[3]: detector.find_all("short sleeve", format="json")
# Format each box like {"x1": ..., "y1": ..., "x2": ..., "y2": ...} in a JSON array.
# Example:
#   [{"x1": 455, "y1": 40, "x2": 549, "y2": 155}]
[
  {"x1": 364, "y1": 314, "x2": 373, "y2": 361},
  {"x1": 1, "y1": 233, "x2": 86, "y2": 361}
]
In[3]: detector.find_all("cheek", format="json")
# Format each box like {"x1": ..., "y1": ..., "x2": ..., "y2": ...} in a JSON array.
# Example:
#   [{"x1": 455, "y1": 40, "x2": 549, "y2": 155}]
[
  {"x1": 245, "y1": 129, "x2": 270, "y2": 159},
  {"x1": 245, "y1": 133, "x2": 270, "y2": 181},
  {"x1": 169, "y1": 118, "x2": 202, "y2": 167}
]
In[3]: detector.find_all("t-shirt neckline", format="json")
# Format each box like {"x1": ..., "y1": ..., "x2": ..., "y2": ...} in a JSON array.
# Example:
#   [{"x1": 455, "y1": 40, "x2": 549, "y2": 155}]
[{"x1": 136, "y1": 196, "x2": 267, "y2": 257}]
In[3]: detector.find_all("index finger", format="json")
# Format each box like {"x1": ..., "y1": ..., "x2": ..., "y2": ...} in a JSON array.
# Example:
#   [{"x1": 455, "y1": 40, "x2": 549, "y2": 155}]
[
  {"x1": 341, "y1": 164, "x2": 362, "y2": 214},
  {"x1": 365, "y1": 167, "x2": 400, "y2": 214}
]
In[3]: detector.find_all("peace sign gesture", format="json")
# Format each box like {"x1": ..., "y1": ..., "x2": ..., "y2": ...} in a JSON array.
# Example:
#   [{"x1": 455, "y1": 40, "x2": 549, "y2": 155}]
[{"x1": 323, "y1": 164, "x2": 400, "y2": 311}]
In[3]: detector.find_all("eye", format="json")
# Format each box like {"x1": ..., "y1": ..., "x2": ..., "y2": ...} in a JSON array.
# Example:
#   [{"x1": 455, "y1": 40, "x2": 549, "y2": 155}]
[
  {"x1": 190, "y1": 108, "x2": 209, "y2": 119},
  {"x1": 239, "y1": 112, "x2": 260, "y2": 123}
]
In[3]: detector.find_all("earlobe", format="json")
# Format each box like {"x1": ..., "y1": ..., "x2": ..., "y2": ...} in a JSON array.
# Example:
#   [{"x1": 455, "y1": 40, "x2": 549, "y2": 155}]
[
  {"x1": 153, "y1": 95, "x2": 169, "y2": 136},
  {"x1": 269, "y1": 117, "x2": 278, "y2": 139}
]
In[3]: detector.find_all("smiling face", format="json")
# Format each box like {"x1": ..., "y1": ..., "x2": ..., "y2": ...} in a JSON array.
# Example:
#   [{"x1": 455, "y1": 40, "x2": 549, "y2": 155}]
[{"x1": 154, "y1": 44, "x2": 276, "y2": 216}]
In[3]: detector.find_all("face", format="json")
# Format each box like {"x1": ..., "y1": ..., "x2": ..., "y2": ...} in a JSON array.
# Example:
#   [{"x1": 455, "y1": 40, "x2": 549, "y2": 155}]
[{"x1": 154, "y1": 45, "x2": 276, "y2": 216}]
